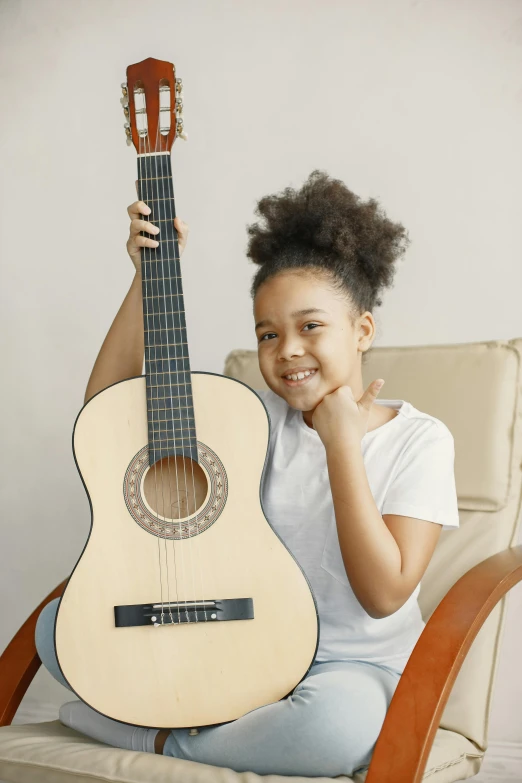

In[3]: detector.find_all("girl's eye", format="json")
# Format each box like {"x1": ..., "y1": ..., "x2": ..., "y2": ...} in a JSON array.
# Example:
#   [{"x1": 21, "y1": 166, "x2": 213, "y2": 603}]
[{"x1": 258, "y1": 323, "x2": 320, "y2": 342}]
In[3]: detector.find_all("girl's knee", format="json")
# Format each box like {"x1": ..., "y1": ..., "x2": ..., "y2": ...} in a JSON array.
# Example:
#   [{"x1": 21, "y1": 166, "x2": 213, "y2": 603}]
[
  {"x1": 35, "y1": 597, "x2": 71, "y2": 690},
  {"x1": 35, "y1": 598, "x2": 60, "y2": 652},
  {"x1": 289, "y1": 666, "x2": 396, "y2": 774}
]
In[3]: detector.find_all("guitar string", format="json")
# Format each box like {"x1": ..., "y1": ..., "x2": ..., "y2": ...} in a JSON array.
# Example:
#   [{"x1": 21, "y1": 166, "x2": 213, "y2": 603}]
[
  {"x1": 148, "y1": 108, "x2": 177, "y2": 625},
  {"x1": 155, "y1": 112, "x2": 210, "y2": 626},
  {"x1": 138, "y1": 114, "x2": 166, "y2": 623}
]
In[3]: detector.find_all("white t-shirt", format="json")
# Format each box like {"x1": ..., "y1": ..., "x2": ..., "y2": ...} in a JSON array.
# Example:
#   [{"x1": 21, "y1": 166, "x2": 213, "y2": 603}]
[{"x1": 255, "y1": 388, "x2": 460, "y2": 674}]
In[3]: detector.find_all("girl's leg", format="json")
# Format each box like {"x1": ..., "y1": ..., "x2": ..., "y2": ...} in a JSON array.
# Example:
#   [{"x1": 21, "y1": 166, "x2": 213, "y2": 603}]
[
  {"x1": 36, "y1": 597, "x2": 159, "y2": 753},
  {"x1": 60, "y1": 658, "x2": 401, "y2": 777},
  {"x1": 35, "y1": 597, "x2": 72, "y2": 691}
]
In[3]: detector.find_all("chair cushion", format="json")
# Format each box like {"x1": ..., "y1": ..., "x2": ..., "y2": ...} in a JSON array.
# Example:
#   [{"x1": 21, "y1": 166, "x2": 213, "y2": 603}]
[{"x1": 0, "y1": 721, "x2": 484, "y2": 783}]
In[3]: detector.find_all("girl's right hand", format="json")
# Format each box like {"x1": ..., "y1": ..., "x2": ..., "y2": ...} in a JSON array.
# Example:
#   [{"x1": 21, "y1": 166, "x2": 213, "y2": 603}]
[{"x1": 127, "y1": 182, "x2": 189, "y2": 274}]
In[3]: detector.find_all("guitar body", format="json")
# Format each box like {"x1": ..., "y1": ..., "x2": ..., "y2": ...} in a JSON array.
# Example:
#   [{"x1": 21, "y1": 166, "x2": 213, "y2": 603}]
[{"x1": 55, "y1": 372, "x2": 319, "y2": 728}]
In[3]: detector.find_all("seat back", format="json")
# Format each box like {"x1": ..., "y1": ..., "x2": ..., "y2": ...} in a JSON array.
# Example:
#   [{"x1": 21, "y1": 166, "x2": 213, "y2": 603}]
[{"x1": 223, "y1": 338, "x2": 522, "y2": 750}]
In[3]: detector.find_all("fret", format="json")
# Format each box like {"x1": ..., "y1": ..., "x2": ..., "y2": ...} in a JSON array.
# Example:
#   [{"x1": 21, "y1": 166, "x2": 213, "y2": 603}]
[
  {"x1": 146, "y1": 377, "x2": 192, "y2": 385},
  {"x1": 140, "y1": 193, "x2": 178, "y2": 199},
  {"x1": 147, "y1": 390, "x2": 193, "y2": 400},
  {"x1": 144, "y1": 334, "x2": 188, "y2": 344},
  {"x1": 142, "y1": 279, "x2": 185, "y2": 297},
  {"x1": 150, "y1": 425, "x2": 196, "y2": 434},
  {"x1": 145, "y1": 408, "x2": 192, "y2": 421},
  {"x1": 146, "y1": 390, "x2": 192, "y2": 399},
  {"x1": 143, "y1": 322, "x2": 187, "y2": 328},
  {"x1": 143, "y1": 286, "x2": 185, "y2": 292},
  {"x1": 145, "y1": 350, "x2": 190, "y2": 359},
  {"x1": 147, "y1": 398, "x2": 194, "y2": 409},
  {"x1": 144, "y1": 320, "x2": 186, "y2": 334},
  {"x1": 147, "y1": 370, "x2": 192, "y2": 378},
  {"x1": 148, "y1": 394, "x2": 193, "y2": 404},
  {"x1": 146, "y1": 387, "x2": 192, "y2": 396},
  {"x1": 143, "y1": 297, "x2": 184, "y2": 303},
  {"x1": 147, "y1": 394, "x2": 193, "y2": 402},
  {"x1": 148, "y1": 427, "x2": 197, "y2": 435},
  {"x1": 147, "y1": 400, "x2": 194, "y2": 411},
  {"x1": 142, "y1": 262, "x2": 181, "y2": 268},
  {"x1": 146, "y1": 354, "x2": 190, "y2": 362},
  {"x1": 141, "y1": 274, "x2": 183, "y2": 288},
  {"x1": 141, "y1": 217, "x2": 180, "y2": 222},
  {"x1": 146, "y1": 361, "x2": 191, "y2": 369},
  {"x1": 147, "y1": 400, "x2": 193, "y2": 408},
  {"x1": 145, "y1": 310, "x2": 186, "y2": 316},
  {"x1": 149, "y1": 430, "x2": 196, "y2": 438},
  {"x1": 147, "y1": 407, "x2": 194, "y2": 421},
  {"x1": 146, "y1": 369, "x2": 192, "y2": 379},
  {"x1": 149, "y1": 440, "x2": 197, "y2": 447},
  {"x1": 149, "y1": 418, "x2": 195, "y2": 428},
  {"x1": 144, "y1": 315, "x2": 186, "y2": 330}
]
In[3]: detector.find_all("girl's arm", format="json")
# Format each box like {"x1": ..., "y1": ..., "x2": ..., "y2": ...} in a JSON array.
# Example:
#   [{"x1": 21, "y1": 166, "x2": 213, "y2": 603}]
[
  {"x1": 84, "y1": 198, "x2": 189, "y2": 405},
  {"x1": 326, "y1": 438, "x2": 442, "y2": 619},
  {"x1": 84, "y1": 272, "x2": 144, "y2": 404}
]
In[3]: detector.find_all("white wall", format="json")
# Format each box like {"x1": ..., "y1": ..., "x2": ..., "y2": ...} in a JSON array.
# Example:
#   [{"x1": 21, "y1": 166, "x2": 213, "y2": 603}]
[{"x1": 1, "y1": 0, "x2": 521, "y2": 747}]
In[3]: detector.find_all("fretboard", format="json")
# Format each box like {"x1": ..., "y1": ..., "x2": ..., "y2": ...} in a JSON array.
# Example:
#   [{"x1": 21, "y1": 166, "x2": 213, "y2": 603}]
[{"x1": 137, "y1": 152, "x2": 198, "y2": 466}]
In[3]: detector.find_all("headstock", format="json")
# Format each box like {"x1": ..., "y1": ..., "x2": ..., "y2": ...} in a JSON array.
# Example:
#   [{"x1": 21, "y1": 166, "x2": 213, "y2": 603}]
[{"x1": 120, "y1": 57, "x2": 188, "y2": 152}]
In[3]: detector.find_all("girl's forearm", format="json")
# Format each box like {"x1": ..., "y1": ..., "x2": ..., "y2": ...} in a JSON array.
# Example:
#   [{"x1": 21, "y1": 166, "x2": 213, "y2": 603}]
[
  {"x1": 325, "y1": 440, "x2": 403, "y2": 619},
  {"x1": 84, "y1": 272, "x2": 144, "y2": 404}
]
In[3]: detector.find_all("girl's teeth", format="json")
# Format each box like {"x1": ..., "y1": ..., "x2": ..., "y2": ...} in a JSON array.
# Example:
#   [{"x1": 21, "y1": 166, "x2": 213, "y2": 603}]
[{"x1": 285, "y1": 370, "x2": 316, "y2": 381}]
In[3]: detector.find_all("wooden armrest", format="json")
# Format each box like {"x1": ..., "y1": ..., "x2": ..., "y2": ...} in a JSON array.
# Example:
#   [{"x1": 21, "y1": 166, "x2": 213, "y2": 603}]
[
  {"x1": 365, "y1": 544, "x2": 522, "y2": 783},
  {"x1": 0, "y1": 580, "x2": 67, "y2": 726}
]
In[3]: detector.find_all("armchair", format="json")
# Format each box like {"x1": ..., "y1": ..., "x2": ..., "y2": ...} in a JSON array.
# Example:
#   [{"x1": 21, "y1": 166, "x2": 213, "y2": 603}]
[{"x1": 1, "y1": 337, "x2": 521, "y2": 783}]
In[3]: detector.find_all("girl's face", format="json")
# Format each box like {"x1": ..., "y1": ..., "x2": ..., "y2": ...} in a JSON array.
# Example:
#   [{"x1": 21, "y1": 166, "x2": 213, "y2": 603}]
[{"x1": 254, "y1": 270, "x2": 375, "y2": 422}]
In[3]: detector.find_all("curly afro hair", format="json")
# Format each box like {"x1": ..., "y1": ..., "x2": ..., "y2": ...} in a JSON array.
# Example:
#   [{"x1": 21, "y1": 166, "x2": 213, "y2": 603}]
[{"x1": 246, "y1": 170, "x2": 411, "y2": 362}]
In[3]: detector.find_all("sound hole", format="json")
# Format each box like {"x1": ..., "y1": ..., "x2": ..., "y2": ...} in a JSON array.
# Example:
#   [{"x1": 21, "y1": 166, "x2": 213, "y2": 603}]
[{"x1": 142, "y1": 455, "x2": 208, "y2": 520}]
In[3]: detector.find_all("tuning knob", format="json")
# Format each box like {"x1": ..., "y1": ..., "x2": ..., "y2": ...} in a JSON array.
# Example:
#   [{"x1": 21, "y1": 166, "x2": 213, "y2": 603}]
[{"x1": 176, "y1": 118, "x2": 188, "y2": 141}]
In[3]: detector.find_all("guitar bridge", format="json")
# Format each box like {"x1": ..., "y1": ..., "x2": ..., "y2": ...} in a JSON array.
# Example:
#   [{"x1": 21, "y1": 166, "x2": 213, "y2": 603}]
[{"x1": 114, "y1": 598, "x2": 254, "y2": 627}]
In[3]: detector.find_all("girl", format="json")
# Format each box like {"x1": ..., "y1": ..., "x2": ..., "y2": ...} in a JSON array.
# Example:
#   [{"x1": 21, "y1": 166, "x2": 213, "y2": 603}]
[{"x1": 35, "y1": 170, "x2": 459, "y2": 778}]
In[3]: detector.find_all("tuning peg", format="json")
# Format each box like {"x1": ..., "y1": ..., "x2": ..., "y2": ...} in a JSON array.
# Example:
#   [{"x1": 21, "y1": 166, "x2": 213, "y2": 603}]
[
  {"x1": 124, "y1": 121, "x2": 130, "y2": 130},
  {"x1": 120, "y1": 95, "x2": 129, "y2": 108},
  {"x1": 126, "y1": 137, "x2": 133, "y2": 146},
  {"x1": 176, "y1": 118, "x2": 188, "y2": 141}
]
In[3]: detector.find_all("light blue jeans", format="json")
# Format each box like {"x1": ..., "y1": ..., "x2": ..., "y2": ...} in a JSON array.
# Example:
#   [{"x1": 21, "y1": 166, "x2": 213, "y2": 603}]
[{"x1": 36, "y1": 597, "x2": 402, "y2": 778}]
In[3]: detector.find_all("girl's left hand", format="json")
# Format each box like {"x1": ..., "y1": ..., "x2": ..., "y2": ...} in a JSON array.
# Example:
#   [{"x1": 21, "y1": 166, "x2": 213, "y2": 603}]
[{"x1": 311, "y1": 379, "x2": 385, "y2": 448}]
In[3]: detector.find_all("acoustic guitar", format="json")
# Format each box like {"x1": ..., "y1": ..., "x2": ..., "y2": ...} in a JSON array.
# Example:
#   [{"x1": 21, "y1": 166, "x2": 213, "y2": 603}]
[{"x1": 54, "y1": 57, "x2": 319, "y2": 730}]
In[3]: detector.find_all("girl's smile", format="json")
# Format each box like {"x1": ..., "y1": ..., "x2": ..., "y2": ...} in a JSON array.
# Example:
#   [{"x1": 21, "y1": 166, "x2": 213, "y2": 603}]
[{"x1": 281, "y1": 369, "x2": 318, "y2": 388}]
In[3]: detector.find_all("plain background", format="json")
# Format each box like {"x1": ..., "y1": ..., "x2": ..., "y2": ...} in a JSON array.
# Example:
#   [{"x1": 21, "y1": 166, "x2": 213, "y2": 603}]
[{"x1": 1, "y1": 0, "x2": 522, "y2": 754}]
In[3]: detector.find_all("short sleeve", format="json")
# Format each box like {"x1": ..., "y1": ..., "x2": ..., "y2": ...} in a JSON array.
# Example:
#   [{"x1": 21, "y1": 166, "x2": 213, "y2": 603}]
[{"x1": 381, "y1": 422, "x2": 460, "y2": 531}]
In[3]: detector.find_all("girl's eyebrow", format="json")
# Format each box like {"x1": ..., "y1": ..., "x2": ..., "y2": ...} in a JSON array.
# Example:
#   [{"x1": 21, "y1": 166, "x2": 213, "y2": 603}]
[{"x1": 255, "y1": 308, "x2": 328, "y2": 331}]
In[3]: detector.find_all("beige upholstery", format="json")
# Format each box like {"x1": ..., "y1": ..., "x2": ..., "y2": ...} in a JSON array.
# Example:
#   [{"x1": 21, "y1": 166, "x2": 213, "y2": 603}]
[{"x1": 1, "y1": 337, "x2": 521, "y2": 783}]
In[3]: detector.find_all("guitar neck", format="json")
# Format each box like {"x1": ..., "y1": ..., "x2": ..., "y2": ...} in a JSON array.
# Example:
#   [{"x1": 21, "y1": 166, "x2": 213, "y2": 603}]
[{"x1": 137, "y1": 152, "x2": 198, "y2": 466}]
